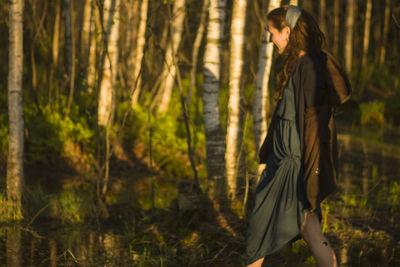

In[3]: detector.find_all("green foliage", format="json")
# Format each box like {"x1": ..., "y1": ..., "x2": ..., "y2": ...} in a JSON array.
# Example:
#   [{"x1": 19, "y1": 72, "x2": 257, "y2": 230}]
[
  {"x1": 359, "y1": 100, "x2": 385, "y2": 126},
  {"x1": 24, "y1": 98, "x2": 95, "y2": 164},
  {"x1": 389, "y1": 181, "x2": 400, "y2": 212},
  {"x1": 49, "y1": 189, "x2": 92, "y2": 224},
  {"x1": 0, "y1": 193, "x2": 23, "y2": 222}
]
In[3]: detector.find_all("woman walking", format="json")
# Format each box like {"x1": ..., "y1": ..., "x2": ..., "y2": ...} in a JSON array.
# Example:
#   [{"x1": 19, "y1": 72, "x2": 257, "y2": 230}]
[{"x1": 245, "y1": 5, "x2": 351, "y2": 267}]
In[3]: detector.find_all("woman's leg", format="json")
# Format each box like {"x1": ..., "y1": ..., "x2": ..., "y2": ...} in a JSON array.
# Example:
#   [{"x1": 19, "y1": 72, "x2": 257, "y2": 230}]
[
  {"x1": 300, "y1": 211, "x2": 337, "y2": 267},
  {"x1": 246, "y1": 257, "x2": 264, "y2": 267}
]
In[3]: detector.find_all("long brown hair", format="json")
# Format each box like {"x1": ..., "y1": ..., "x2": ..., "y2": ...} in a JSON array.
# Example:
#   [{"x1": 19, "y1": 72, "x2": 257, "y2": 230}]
[{"x1": 267, "y1": 6, "x2": 326, "y2": 99}]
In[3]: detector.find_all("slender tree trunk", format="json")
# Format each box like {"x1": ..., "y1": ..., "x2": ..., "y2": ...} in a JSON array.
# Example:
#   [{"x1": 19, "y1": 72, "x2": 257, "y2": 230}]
[
  {"x1": 253, "y1": 0, "x2": 281, "y2": 178},
  {"x1": 186, "y1": 0, "x2": 209, "y2": 107},
  {"x1": 97, "y1": 0, "x2": 121, "y2": 208},
  {"x1": 65, "y1": 0, "x2": 76, "y2": 116},
  {"x1": 98, "y1": 0, "x2": 120, "y2": 126},
  {"x1": 49, "y1": 0, "x2": 61, "y2": 101},
  {"x1": 131, "y1": 0, "x2": 149, "y2": 108},
  {"x1": 333, "y1": 0, "x2": 340, "y2": 57},
  {"x1": 345, "y1": 0, "x2": 354, "y2": 73},
  {"x1": 157, "y1": 0, "x2": 186, "y2": 112},
  {"x1": 87, "y1": 3, "x2": 98, "y2": 91},
  {"x1": 203, "y1": 0, "x2": 227, "y2": 201},
  {"x1": 125, "y1": 0, "x2": 140, "y2": 102},
  {"x1": 81, "y1": 0, "x2": 92, "y2": 60},
  {"x1": 7, "y1": 0, "x2": 24, "y2": 219},
  {"x1": 6, "y1": 225, "x2": 21, "y2": 266},
  {"x1": 379, "y1": 0, "x2": 391, "y2": 67},
  {"x1": 225, "y1": 0, "x2": 247, "y2": 201},
  {"x1": 319, "y1": 0, "x2": 327, "y2": 42},
  {"x1": 361, "y1": 0, "x2": 372, "y2": 67}
]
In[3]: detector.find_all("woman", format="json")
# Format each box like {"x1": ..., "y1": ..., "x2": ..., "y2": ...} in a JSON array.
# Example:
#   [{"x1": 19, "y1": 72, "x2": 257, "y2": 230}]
[{"x1": 245, "y1": 5, "x2": 351, "y2": 267}]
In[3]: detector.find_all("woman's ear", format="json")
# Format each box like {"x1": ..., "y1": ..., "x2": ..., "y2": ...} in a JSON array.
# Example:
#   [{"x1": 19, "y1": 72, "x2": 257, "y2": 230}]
[{"x1": 283, "y1": 26, "x2": 291, "y2": 37}]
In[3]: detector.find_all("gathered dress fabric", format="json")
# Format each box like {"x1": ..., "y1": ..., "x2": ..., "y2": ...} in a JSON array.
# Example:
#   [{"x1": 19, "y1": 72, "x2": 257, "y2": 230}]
[{"x1": 245, "y1": 74, "x2": 307, "y2": 265}]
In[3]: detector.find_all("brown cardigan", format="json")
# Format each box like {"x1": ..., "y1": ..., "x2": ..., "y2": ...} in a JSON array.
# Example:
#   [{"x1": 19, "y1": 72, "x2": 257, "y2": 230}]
[{"x1": 258, "y1": 51, "x2": 352, "y2": 210}]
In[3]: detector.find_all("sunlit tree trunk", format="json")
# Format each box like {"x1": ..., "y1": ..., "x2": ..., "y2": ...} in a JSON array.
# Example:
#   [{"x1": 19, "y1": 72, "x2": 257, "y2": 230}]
[
  {"x1": 131, "y1": 0, "x2": 148, "y2": 108},
  {"x1": 7, "y1": 0, "x2": 24, "y2": 218},
  {"x1": 253, "y1": 0, "x2": 281, "y2": 178},
  {"x1": 87, "y1": 4, "x2": 98, "y2": 91},
  {"x1": 98, "y1": 0, "x2": 120, "y2": 126},
  {"x1": 379, "y1": 0, "x2": 391, "y2": 67},
  {"x1": 186, "y1": 0, "x2": 209, "y2": 107},
  {"x1": 225, "y1": 0, "x2": 247, "y2": 201},
  {"x1": 97, "y1": 0, "x2": 120, "y2": 209},
  {"x1": 203, "y1": 0, "x2": 227, "y2": 201},
  {"x1": 333, "y1": 0, "x2": 340, "y2": 57},
  {"x1": 65, "y1": 0, "x2": 76, "y2": 116},
  {"x1": 345, "y1": 0, "x2": 354, "y2": 73},
  {"x1": 50, "y1": 0, "x2": 61, "y2": 101},
  {"x1": 361, "y1": 0, "x2": 372, "y2": 67},
  {"x1": 157, "y1": 0, "x2": 186, "y2": 112}
]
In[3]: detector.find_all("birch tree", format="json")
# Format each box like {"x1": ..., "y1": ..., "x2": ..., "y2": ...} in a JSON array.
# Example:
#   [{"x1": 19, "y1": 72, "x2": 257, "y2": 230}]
[
  {"x1": 379, "y1": 0, "x2": 391, "y2": 67},
  {"x1": 98, "y1": 0, "x2": 120, "y2": 126},
  {"x1": 157, "y1": 0, "x2": 186, "y2": 112},
  {"x1": 203, "y1": 0, "x2": 227, "y2": 201},
  {"x1": 97, "y1": 0, "x2": 120, "y2": 207},
  {"x1": 131, "y1": 0, "x2": 149, "y2": 108},
  {"x1": 7, "y1": 0, "x2": 24, "y2": 218},
  {"x1": 345, "y1": 0, "x2": 355, "y2": 73},
  {"x1": 253, "y1": 0, "x2": 281, "y2": 178},
  {"x1": 361, "y1": 0, "x2": 372, "y2": 67},
  {"x1": 225, "y1": 0, "x2": 247, "y2": 200}
]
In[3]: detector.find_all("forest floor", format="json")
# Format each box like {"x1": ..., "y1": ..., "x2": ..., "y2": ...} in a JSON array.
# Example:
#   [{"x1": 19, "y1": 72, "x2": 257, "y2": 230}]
[{"x1": 1, "y1": 134, "x2": 400, "y2": 266}]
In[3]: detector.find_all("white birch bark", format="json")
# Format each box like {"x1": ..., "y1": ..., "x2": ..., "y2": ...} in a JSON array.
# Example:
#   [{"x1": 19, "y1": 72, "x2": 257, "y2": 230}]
[
  {"x1": 157, "y1": 0, "x2": 186, "y2": 112},
  {"x1": 361, "y1": 0, "x2": 372, "y2": 67},
  {"x1": 379, "y1": 0, "x2": 391, "y2": 67},
  {"x1": 203, "y1": 0, "x2": 227, "y2": 200},
  {"x1": 225, "y1": 0, "x2": 247, "y2": 200},
  {"x1": 253, "y1": 0, "x2": 281, "y2": 178},
  {"x1": 345, "y1": 0, "x2": 354, "y2": 73},
  {"x1": 131, "y1": 0, "x2": 148, "y2": 108},
  {"x1": 7, "y1": 0, "x2": 24, "y2": 215},
  {"x1": 98, "y1": 0, "x2": 120, "y2": 126}
]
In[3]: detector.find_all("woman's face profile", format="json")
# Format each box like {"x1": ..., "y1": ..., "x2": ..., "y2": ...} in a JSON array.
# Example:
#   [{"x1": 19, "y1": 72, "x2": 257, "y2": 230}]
[{"x1": 267, "y1": 22, "x2": 290, "y2": 54}]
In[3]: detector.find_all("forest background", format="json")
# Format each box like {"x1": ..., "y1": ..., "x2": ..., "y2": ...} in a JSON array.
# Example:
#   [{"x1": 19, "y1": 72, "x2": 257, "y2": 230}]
[{"x1": 1, "y1": 0, "x2": 400, "y2": 265}]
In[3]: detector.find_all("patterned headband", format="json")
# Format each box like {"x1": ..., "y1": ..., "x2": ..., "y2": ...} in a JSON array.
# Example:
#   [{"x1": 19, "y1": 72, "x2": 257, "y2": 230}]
[{"x1": 285, "y1": 5, "x2": 303, "y2": 29}]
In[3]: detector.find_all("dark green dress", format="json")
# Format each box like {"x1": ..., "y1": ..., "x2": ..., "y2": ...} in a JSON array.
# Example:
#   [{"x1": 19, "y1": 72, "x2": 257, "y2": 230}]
[{"x1": 245, "y1": 75, "x2": 307, "y2": 264}]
